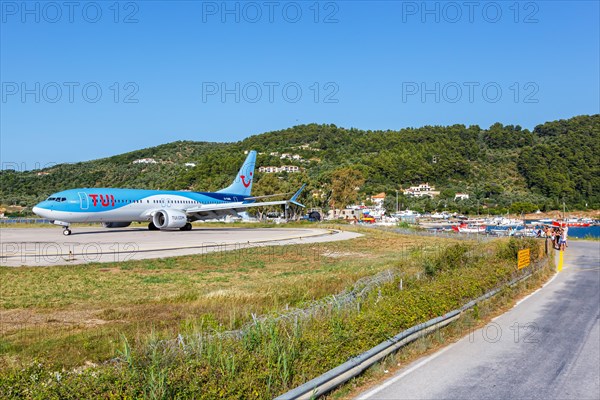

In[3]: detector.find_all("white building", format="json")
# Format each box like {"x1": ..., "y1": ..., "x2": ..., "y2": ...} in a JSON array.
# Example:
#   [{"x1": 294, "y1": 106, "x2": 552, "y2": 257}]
[
  {"x1": 454, "y1": 193, "x2": 470, "y2": 201},
  {"x1": 133, "y1": 158, "x2": 158, "y2": 164},
  {"x1": 258, "y1": 165, "x2": 301, "y2": 173},
  {"x1": 280, "y1": 165, "x2": 300, "y2": 173},
  {"x1": 403, "y1": 183, "x2": 439, "y2": 198},
  {"x1": 368, "y1": 192, "x2": 386, "y2": 207},
  {"x1": 278, "y1": 153, "x2": 304, "y2": 161},
  {"x1": 184, "y1": 162, "x2": 196, "y2": 167},
  {"x1": 258, "y1": 166, "x2": 279, "y2": 173}
]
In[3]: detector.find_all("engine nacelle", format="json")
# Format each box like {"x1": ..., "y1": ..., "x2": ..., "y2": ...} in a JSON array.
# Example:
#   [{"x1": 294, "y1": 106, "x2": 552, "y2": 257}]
[
  {"x1": 152, "y1": 209, "x2": 188, "y2": 230},
  {"x1": 102, "y1": 222, "x2": 132, "y2": 228}
]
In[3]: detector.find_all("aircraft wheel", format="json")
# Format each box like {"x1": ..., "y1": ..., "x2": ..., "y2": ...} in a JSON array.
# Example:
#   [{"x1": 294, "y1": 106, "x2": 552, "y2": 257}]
[
  {"x1": 148, "y1": 222, "x2": 159, "y2": 231},
  {"x1": 180, "y1": 223, "x2": 192, "y2": 231},
  {"x1": 63, "y1": 228, "x2": 72, "y2": 236}
]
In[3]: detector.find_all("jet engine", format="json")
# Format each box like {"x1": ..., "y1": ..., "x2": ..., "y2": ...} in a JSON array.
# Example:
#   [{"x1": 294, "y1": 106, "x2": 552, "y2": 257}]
[
  {"x1": 152, "y1": 209, "x2": 188, "y2": 230},
  {"x1": 102, "y1": 222, "x2": 132, "y2": 228}
]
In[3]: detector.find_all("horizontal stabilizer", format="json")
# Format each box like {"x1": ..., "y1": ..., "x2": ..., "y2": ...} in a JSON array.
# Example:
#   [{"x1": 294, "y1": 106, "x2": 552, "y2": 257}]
[{"x1": 289, "y1": 184, "x2": 306, "y2": 208}]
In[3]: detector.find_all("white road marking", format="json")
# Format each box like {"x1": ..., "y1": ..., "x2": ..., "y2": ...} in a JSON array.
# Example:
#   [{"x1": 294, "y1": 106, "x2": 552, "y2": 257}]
[
  {"x1": 513, "y1": 271, "x2": 559, "y2": 308},
  {"x1": 356, "y1": 343, "x2": 455, "y2": 400}
]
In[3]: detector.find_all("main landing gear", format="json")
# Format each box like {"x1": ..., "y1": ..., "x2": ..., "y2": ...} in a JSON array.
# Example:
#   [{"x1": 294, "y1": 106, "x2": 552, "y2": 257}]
[
  {"x1": 63, "y1": 227, "x2": 72, "y2": 236},
  {"x1": 148, "y1": 222, "x2": 159, "y2": 231}
]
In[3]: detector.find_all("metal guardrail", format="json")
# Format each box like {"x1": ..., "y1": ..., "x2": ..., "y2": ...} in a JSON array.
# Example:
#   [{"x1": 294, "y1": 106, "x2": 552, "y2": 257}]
[{"x1": 275, "y1": 258, "x2": 547, "y2": 400}]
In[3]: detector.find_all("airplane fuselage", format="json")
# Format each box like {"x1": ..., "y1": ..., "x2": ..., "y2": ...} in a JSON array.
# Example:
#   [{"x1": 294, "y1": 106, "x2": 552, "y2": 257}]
[{"x1": 32, "y1": 188, "x2": 249, "y2": 224}]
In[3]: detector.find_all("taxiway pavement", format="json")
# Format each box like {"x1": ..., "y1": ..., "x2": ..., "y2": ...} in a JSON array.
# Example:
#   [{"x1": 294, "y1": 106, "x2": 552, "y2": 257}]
[{"x1": 0, "y1": 226, "x2": 362, "y2": 267}]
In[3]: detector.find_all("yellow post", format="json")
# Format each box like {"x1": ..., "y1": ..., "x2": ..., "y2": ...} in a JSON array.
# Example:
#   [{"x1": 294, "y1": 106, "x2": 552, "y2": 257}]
[{"x1": 558, "y1": 250, "x2": 564, "y2": 272}]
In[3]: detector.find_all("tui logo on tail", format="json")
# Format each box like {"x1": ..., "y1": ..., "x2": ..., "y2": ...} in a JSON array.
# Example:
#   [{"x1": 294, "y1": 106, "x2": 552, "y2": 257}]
[
  {"x1": 216, "y1": 150, "x2": 256, "y2": 196},
  {"x1": 241, "y1": 172, "x2": 253, "y2": 188}
]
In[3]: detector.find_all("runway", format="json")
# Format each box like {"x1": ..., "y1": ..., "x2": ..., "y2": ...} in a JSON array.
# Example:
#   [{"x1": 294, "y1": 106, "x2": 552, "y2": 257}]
[{"x1": 0, "y1": 226, "x2": 361, "y2": 267}]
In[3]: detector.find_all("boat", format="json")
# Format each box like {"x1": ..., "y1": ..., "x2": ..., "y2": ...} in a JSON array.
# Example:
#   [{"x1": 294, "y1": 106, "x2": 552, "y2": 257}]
[
  {"x1": 464, "y1": 218, "x2": 486, "y2": 225},
  {"x1": 392, "y1": 209, "x2": 421, "y2": 223},
  {"x1": 430, "y1": 212, "x2": 450, "y2": 219},
  {"x1": 360, "y1": 218, "x2": 376, "y2": 224},
  {"x1": 551, "y1": 202, "x2": 592, "y2": 227},
  {"x1": 552, "y1": 219, "x2": 591, "y2": 228},
  {"x1": 452, "y1": 223, "x2": 487, "y2": 234},
  {"x1": 392, "y1": 209, "x2": 421, "y2": 218},
  {"x1": 485, "y1": 217, "x2": 524, "y2": 227}
]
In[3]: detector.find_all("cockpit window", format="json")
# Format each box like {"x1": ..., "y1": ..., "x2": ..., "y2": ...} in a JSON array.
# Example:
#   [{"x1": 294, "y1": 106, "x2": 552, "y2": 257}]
[{"x1": 60, "y1": 197, "x2": 67, "y2": 202}]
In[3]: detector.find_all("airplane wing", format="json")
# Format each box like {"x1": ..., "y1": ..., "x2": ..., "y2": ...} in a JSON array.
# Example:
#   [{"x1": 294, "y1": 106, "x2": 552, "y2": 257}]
[{"x1": 184, "y1": 184, "x2": 306, "y2": 220}]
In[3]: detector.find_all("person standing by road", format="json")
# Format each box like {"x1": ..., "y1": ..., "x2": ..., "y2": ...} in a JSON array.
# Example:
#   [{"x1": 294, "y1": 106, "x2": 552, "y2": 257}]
[{"x1": 560, "y1": 225, "x2": 569, "y2": 251}]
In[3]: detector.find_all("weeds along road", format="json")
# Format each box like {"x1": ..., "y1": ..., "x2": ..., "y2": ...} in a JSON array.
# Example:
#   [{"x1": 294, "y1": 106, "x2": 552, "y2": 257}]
[{"x1": 357, "y1": 241, "x2": 600, "y2": 400}]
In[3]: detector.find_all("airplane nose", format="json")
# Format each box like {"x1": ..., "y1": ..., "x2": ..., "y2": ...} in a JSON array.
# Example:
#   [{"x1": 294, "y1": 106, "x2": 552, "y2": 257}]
[{"x1": 32, "y1": 206, "x2": 45, "y2": 216}]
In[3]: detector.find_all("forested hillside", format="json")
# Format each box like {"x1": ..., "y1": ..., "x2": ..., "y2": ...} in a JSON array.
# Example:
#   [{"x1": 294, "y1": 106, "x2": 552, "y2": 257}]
[{"x1": 1, "y1": 114, "x2": 598, "y2": 214}]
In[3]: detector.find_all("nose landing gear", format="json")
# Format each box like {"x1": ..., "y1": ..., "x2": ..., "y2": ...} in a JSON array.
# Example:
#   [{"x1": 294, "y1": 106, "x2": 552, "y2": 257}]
[{"x1": 53, "y1": 220, "x2": 71, "y2": 235}]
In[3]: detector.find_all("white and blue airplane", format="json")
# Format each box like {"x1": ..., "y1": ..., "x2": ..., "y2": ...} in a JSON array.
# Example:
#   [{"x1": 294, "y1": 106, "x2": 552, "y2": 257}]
[{"x1": 32, "y1": 151, "x2": 305, "y2": 235}]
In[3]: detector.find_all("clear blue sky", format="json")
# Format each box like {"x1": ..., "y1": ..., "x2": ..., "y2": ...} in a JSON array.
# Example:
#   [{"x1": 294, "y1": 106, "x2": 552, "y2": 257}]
[{"x1": 1, "y1": 0, "x2": 599, "y2": 168}]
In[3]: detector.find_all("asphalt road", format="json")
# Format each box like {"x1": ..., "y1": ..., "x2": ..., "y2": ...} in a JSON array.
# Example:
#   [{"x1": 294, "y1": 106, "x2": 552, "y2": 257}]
[
  {"x1": 0, "y1": 226, "x2": 361, "y2": 267},
  {"x1": 357, "y1": 241, "x2": 600, "y2": 400}
]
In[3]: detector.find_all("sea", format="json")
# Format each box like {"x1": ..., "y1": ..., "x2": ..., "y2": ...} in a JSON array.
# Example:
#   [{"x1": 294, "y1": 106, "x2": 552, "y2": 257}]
[
  {"x1": 561, "y1": 225, "x2": 600, "y2": 239},
  {"x1": 524, "y1": 220, "x2": 600, "y2": 239}
]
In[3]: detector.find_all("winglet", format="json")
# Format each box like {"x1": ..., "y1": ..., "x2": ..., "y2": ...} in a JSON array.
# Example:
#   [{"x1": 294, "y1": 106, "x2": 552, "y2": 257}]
[{"x1": 289, "y1": 184, "x2": 306, "y2": 208}]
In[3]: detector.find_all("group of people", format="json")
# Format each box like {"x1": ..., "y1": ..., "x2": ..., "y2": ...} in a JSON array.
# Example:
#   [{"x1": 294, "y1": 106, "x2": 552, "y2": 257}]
[{"x1": 543, "y1": 225, "x2": 568, "y2": 251}]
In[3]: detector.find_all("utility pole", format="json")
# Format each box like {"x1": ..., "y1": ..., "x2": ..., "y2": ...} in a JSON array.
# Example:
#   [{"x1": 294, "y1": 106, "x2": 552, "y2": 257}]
[{"x1": 395, "y1": 189, "x2": 399, "y2": 213}]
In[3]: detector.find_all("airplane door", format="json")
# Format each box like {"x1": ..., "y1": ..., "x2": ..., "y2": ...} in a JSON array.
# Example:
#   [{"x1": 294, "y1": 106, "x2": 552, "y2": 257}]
[{"x1": 78, "y1": 192, "x2": 89, "y2": 210}]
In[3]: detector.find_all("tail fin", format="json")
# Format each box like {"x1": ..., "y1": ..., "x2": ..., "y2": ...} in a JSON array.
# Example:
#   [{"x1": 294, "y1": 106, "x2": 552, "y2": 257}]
[{"x1": 217, "y1": 150, "x2": 256, "y2": 196}]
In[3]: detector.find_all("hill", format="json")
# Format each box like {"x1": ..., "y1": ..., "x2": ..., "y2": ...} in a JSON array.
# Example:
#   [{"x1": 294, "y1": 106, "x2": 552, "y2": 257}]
[{"x1": 1, "y1": 114, "x2": 599, "y2": 214}]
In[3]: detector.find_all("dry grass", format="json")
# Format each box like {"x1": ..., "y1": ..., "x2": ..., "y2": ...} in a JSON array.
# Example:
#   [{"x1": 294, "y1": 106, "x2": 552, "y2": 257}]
[{"x1": 0, "y1": 226, "x2": 450, "y2": 367}]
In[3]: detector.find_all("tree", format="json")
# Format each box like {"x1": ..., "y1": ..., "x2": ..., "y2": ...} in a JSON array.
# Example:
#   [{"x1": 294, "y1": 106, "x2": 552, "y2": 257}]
[{"x1": 329, "y1": 167, "x2": 364, "y2": 210}]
